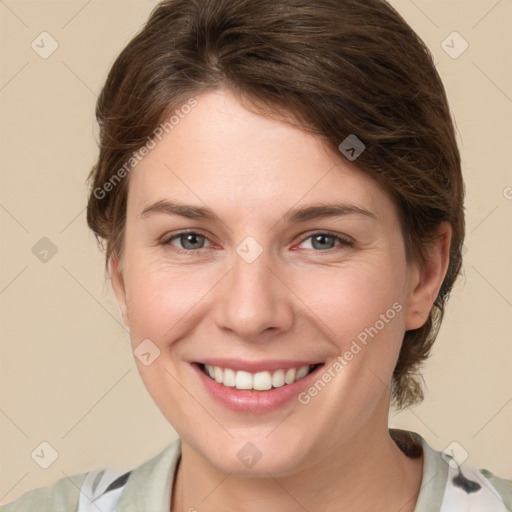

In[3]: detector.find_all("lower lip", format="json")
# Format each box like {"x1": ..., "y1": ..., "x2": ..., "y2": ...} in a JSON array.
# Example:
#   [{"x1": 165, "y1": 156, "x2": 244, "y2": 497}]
[{"x1": 191, "y1": 363, "x2": 324, "y2": 413}]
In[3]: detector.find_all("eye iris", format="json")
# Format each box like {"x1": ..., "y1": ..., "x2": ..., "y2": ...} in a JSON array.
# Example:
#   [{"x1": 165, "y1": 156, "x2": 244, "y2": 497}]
[
  {"x1": 312, "y1": 234, "x2": 335, "y2": 250},
  {"x1": 174, "y1": 233, "x2": 341, "y2": 251},
  {"x1": 181, "y1": 233, "x2": 204, "y2": 250}
]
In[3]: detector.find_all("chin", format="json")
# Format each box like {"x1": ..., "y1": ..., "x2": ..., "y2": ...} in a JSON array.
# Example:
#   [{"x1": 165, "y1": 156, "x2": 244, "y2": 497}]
[
  {"x1": 212, "y1": 451, "x2": 303, "y2": 478},
  {"x1": 190, "y1": 433, "x2": 308, "y2": 478}
]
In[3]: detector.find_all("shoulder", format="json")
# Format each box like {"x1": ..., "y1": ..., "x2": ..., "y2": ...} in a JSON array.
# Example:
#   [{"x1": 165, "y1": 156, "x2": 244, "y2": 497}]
[
  {"x1": 441, "y1": 465, "x2": 512, "y2": 511},
  {"x1": 1, "y1": 439, "x2": 182, "y2": 512},
  {"x1": 480, "y1": 468, "x2": 512, "y2": 505},
  {"x1": 2, "y1": 465, "x2": 135, "y2": 512},
  {"x1": 1, "y1": 472, "x2": 87, "y2": 512},
  {"x1": 392, "y1": 429, "x2": 512, "y2": 512}
]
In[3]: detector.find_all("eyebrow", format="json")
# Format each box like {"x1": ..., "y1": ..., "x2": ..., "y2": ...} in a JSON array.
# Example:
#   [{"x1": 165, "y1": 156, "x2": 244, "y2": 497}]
[{"x1": 140, "y1": 200, "x2": 376, "y2": 223}]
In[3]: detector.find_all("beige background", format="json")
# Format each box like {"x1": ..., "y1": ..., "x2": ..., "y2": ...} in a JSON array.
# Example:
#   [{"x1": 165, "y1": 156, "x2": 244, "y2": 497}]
[{"x1": 1, "y1": 0, "x2": 511, "y2": 504}]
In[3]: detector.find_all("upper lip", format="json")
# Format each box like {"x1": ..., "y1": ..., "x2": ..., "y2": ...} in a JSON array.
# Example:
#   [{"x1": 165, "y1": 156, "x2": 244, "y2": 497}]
[{"x1": 194, "y1": 358, "x2": 323, "y2": 373}]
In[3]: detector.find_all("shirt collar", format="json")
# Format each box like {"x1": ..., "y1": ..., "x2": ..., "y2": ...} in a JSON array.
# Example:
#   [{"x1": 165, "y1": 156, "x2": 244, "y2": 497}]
[
  {"x1": 116, "y1": 437, "x2": 181, "y2": 511},
  {"x1": 115, "y1": 431, "x2": 449, "y2": 512}
]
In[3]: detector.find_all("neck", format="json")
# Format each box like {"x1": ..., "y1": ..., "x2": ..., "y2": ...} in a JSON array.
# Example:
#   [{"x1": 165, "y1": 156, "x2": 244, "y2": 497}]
[{"x1": 171, "y1": 411, "x2": 423, "y2": 512}]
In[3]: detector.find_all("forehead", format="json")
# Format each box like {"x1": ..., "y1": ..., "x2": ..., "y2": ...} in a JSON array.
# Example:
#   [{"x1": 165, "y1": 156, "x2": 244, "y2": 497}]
[{"x1": 127, "y1": 89, "x2": 397, "y2": 223}]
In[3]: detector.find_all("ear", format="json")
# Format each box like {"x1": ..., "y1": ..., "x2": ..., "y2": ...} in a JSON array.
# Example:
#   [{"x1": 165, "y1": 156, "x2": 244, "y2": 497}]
[
  {"x1": 404, "y1": 222, "x2": 452, "y2": 331},
  {"x1": 109, "y1": 254, "x2": 129, "y2": 328}
]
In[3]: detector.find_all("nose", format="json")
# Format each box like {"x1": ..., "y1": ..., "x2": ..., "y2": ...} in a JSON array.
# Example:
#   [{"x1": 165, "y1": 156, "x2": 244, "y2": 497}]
[{"x1": 213, "y1": 244, "x2": 295, "y2": 341}]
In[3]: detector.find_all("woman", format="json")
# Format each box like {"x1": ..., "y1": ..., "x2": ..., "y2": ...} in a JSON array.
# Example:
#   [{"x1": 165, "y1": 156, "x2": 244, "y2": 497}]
[{"x1": 4, "y1": 0, "x2": 511, "y2": 511}]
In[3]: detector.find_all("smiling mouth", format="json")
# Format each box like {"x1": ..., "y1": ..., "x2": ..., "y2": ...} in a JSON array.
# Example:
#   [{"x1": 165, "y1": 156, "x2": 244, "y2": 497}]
[{"x1": 198, "y1": 363, "x2": 323, "y2": 391}]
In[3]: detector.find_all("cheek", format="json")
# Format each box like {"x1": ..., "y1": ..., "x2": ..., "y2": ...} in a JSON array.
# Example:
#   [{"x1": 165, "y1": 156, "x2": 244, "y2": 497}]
[
  {"x1": 290, "y1": 260, "x2": 408, "y2": 405},
  {"x1": 123, "y1": 257, "x2": 219, "y2": 344},
  {"x1": 293, "y1": 260, "x2": 406, "y2": 340}
]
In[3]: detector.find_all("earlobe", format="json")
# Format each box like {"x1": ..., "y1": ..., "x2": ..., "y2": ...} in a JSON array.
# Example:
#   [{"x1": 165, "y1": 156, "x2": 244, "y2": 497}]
[
  {"x1": 404, "y1": 222, "x2": 452, "y2": 331},
  {"x1": 109, "y1": 255, "x2": 129, "y2": 327}
]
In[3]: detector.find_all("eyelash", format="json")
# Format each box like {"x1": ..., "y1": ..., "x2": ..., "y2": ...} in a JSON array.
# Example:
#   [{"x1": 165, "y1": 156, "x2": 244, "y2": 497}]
[{"x1": 160, "y1": 230, "x2": 354, "y2": 255}]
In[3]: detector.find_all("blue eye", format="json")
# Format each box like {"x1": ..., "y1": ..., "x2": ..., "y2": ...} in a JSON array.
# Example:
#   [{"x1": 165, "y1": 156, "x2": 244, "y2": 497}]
[
  {"x1": 163, "y1": 232, "x2": 212, "y2": 253},
  {"x1": 298, "y1": 232, "x2": 353, "y2": 251},
  {"x1": 161, "y1": 230, "x2": 352, "y2": 255}
]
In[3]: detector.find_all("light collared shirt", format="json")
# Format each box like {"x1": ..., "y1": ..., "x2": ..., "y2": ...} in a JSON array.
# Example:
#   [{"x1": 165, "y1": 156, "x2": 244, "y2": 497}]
[{"x1": 2, "y1": 429, "x2": 511, "y2": 511}]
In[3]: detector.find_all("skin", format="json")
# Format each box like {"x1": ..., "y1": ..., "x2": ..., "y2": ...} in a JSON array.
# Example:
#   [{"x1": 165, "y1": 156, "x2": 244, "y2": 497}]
[{"x1": 110, "y1": 88, "x2": 452, "y2": 512}]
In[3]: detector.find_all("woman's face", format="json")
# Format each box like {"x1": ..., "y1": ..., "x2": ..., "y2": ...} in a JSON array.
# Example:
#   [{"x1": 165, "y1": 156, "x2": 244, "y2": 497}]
[{"x1": 111, "y1": 89, "x2": 437, "y2": 476}]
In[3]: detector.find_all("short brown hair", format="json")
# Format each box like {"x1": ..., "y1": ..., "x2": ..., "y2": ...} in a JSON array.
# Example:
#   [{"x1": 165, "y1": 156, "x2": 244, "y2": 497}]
[{"x1": 86, "y1": 0, "x2": 465, "y2": 410}]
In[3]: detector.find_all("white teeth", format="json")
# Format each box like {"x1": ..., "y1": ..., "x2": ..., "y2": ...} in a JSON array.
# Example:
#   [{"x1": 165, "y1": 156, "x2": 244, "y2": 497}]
[
  {"x1": 214, "y1": 366, "x2": 224, "y2": 384},
  {"x1": 272, "y1": 369, "x2": 285, "y2": 388},
  {"x1": 284, "y1": 368, "x2": 296, "y2": 384},
  {"x1": 203, "y1": 364, "x2": 316, "y2": 390},
  {"x1": 223, "y1": 368, "x2": 236, "y2": 387},
  {"x1": 253, "y1": 371, "x2": 272, "y2": 391},
  {"x1": 235, "y1": 371, "x2": 253, "y2": 390},
  {"x1": 296, "y1": 365, "x2": 310, "y2": 380}
]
